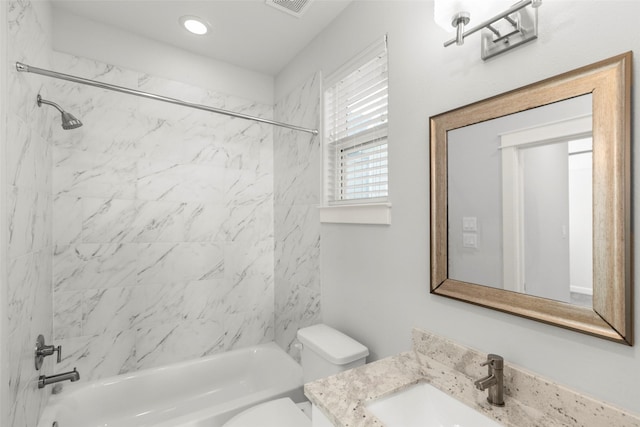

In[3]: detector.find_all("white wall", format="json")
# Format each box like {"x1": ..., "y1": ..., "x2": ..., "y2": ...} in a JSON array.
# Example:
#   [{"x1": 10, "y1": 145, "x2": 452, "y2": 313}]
[
  {"x1": 49, "y1": 51, "x2": 276, "y2": 381},
  {"x1": 51, "y1": 8, "x2": 274, "y2": 105},
  {"x1": 0, "y1": 2, "x2": 8, "y2": 424},
  {"x1": 273, "y1": 72, "x2": 322, "y2": 358},
  {"x1": 276, "y1": 0, "x2": 640, "y2": 414},
  {"x1": 4, "y1": 0, "x2": 56, "y2": 425}
]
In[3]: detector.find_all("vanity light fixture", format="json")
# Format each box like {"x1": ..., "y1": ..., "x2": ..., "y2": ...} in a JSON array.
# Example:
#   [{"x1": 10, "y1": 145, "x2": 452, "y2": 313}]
[
  {"x1": 434, "y1": 0, "x2": 541, "y2": 60},
  {"x1": 179, "y1": 15, "x2": 210, "y2": 35}
]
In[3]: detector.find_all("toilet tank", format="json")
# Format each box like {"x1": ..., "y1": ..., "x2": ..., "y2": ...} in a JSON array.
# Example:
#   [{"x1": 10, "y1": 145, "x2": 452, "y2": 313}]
[{"x1": 297, "y1": 324, "x2": 369, "y2": 383}]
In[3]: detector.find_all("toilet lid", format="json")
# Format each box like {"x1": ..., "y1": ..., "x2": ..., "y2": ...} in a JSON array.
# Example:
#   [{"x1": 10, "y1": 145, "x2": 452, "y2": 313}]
[{"x1": 223, "y1": 398, "x2": 311, "y2": 427}]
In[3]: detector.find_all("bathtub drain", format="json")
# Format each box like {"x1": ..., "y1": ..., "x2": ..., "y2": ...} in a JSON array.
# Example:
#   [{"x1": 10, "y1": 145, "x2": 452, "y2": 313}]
[{"x1": 52, "y1": 422, "x2": 58, "y2": 427}]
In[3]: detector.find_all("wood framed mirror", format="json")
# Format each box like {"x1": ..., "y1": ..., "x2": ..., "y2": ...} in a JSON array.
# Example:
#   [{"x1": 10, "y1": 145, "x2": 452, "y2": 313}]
[{"x1": 430, "y1": 52, "x2": 633, "y2": 345}]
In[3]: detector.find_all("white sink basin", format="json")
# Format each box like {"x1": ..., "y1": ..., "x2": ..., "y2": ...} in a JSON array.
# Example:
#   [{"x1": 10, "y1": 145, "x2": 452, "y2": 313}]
[{"x1": 365, "y1": 382, "x2": 503, "y2": 427}]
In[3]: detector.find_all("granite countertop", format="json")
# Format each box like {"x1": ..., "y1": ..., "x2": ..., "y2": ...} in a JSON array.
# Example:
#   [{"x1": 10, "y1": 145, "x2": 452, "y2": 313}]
[
  {"x1": 304, "y1": 329, "x2": 640, "y2": 427},
  {"x1": 304, "y1": 350, "x2": 562, "y2": 427}
]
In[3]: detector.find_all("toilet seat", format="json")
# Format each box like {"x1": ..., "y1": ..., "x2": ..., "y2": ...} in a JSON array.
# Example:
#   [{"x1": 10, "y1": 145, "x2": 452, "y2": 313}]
[{"x1": 223, "y1": 398, "x2": 311, "y2": 427}]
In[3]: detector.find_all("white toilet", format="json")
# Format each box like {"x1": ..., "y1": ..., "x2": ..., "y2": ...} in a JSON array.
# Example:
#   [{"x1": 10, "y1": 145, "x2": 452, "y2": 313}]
[{"x1": 223, "y1": 324, "x2": 369, "y2": 427}]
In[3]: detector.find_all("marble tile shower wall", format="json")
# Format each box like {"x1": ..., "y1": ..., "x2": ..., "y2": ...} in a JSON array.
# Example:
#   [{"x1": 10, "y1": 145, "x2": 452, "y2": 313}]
[
  {"x1": 6, "y1": 0, "x2": 55, "y2": 426},
  {"x1": 50, "y1": 53, "x2": 276, "y2": 380},
  {"x1": 274, "y1": 72, "x2": 322, "y2": 358}
]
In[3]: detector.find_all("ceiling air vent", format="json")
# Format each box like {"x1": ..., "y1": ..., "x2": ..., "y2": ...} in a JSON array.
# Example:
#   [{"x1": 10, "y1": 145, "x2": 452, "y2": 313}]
[{"x1": 265, "y1": 0, "x2": 314, "y2": 18}]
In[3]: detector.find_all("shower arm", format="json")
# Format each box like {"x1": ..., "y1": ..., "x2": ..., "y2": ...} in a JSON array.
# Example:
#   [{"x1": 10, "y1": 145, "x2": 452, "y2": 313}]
[
  {"x1": 36, "y1": 95, "x2": 65, "y2": 113},
  {"x1": 16, "y1": 62, "x2": 319, "y2": 136}
]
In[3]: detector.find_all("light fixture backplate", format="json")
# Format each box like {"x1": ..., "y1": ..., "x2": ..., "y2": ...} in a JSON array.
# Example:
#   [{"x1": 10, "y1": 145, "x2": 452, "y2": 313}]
[{"x1": 481, "y1": 6, "x2": 538, "y2": 60}]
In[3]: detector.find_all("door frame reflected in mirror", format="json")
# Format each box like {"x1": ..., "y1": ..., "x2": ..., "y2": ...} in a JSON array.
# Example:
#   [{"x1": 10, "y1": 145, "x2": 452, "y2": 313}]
[
  {"x1": 501, "y1": 117, "x2": 593, "y2": 303},
  {"x1": 429, "y1": 52, "x2": 633, "y2": 345}
]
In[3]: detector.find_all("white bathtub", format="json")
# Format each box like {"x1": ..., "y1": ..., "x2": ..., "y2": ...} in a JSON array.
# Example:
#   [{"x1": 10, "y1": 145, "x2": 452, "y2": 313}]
[{"x1": 37, "y1": 342, "x2": 304, "y2": 427}]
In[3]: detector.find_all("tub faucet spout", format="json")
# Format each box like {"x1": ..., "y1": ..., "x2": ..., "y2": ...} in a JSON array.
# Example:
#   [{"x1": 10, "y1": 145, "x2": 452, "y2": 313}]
[
  {"x1": 474, "y1": 354, "x2": 504, "y2": 406},
  {"x1": 38, "y1": 367, "x2": 80, "y2": 389}
]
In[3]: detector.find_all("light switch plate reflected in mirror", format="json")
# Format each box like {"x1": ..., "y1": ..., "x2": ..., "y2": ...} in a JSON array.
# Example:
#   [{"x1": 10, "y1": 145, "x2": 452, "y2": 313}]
[{"x1": 462, "y1": 217, "x2": 477, "y2": 231}]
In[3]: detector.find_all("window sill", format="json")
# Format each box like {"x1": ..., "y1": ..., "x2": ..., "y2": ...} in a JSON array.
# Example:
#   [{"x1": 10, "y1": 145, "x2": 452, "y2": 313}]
[{"x1": 318, "y1": 203, "x2": 392, "y2": 225}]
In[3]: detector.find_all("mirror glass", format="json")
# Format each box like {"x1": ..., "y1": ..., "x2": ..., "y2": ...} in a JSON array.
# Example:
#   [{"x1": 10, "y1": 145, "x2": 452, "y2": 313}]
[
  {"x1": 447, "y1": 94, "x2": 593, "y2": 307},
  {"x1": 429, "y1": 53, "x2": 632, "y2": 345}
]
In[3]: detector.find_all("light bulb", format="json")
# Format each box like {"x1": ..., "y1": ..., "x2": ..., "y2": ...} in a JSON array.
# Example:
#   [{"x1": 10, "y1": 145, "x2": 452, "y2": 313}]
[{"x1": 180, "y1": 16, "x2": 210, "y2": 35}]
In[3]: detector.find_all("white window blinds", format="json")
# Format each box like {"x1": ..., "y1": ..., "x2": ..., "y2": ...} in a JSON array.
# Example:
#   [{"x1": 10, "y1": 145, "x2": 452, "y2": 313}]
[{"x1": 324, "y1": 37, "x2": 389, "y2": 204}]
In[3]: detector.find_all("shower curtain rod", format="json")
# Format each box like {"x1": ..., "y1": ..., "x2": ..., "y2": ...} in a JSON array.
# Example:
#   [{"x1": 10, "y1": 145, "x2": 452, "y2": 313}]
[{"x1": 15, "y1": 62, "x2": 319, "y2": 135}]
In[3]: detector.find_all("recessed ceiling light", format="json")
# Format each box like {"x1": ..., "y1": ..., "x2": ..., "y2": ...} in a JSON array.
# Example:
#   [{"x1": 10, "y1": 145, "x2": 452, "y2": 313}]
[{"x1": 179, "y1": 15, "x2": 210, "y2": 35}]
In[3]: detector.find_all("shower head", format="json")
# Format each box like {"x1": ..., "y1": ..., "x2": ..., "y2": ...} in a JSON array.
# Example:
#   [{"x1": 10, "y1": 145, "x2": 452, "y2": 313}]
[
  {"x1": 60, "y1": 111, "x2": 83, "y2": 130},
  {"x1": 36, "y1": 94, "x2": 83, "y2": 130}
]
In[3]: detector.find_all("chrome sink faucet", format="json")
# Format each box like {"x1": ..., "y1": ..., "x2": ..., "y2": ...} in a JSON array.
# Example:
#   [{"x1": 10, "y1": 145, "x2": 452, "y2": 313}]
[{"x1": 474, "y1": 354, "x2": 505, "y2": 406}]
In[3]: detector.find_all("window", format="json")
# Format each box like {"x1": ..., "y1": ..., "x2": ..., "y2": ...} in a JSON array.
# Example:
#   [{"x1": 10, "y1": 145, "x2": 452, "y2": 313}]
[{"x1": 324, "y1": 37, "x2": 389, "y2": 208}]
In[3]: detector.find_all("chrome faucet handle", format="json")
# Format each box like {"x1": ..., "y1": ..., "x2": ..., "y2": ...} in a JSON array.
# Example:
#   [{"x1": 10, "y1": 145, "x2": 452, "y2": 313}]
[
  {"x1": 35, "y1": 335, "x2": 63, "y2": 370},
  {"x1": 37, "y1": 344, "x2": 62, "y2": 361},
  {"x1": 481, "y1": 354, "x2": 504, "y2": 369}
]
